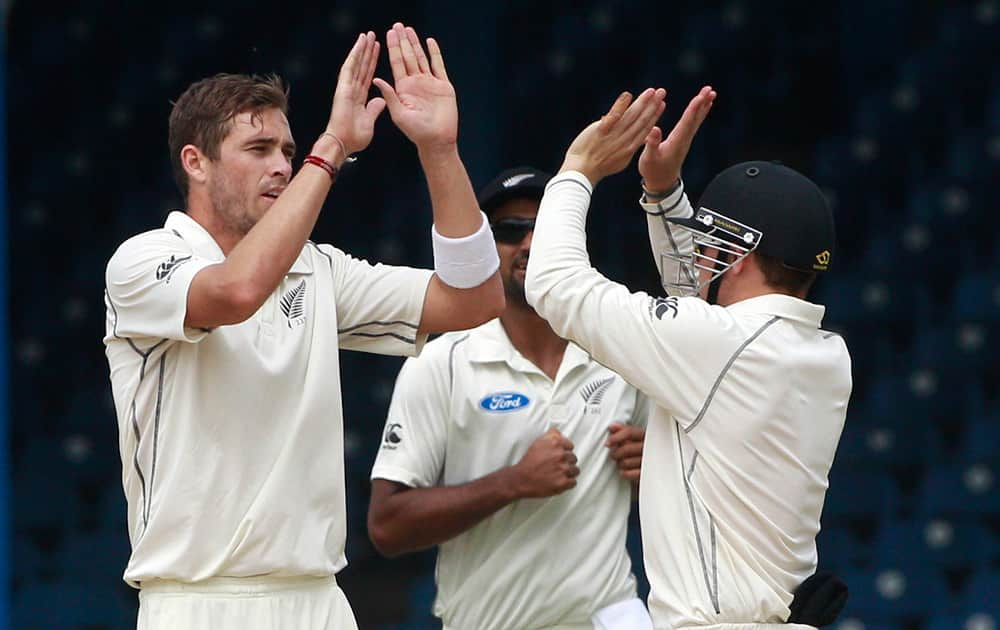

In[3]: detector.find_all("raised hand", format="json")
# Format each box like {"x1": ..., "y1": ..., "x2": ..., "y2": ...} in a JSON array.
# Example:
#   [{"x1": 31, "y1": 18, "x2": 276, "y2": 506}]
[
  {"x1": 373, "y1": 23, "x2": 458, "y2": 150},
  {"x1": 638, "y1": 85, "x2": 716, "y2": 193},
  {"x1": 606, "y1": 423, "x2": 645, "y2": 482},
  {"x1": 510, "y1": 428, "x2": 580, "y2": 498},
  {"x1": 559, "y1": 88, "x2": 667, "y2": 185},
  {"x1": 326, "y1": 32, "x2": 386, "y2": 156}
]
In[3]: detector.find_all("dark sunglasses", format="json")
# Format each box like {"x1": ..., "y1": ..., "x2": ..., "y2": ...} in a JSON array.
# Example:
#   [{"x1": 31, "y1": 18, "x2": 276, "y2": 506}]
[{"x1": 491, "y1": 217, "x2": 536, "y2": 244}]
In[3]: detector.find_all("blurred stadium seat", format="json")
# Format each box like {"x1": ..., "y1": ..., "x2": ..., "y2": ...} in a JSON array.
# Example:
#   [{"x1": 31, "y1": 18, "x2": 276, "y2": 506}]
[
  {"x1": 8, "y1": 0, "x2": 998, "y2": 627},
  {"x1": 841, "y1": 566, "x2": 951, "y2": 622}
]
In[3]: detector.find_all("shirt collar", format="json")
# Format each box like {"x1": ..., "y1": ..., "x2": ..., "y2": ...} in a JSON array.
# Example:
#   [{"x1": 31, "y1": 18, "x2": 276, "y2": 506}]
[
  {"x1": 467, "y1": 319, "x2": 591, "y2": 376},
  {"x1": 726, "y1": 293, "x2": 826, "y2": 328},
  {"x1": 164, "y1": 210, "x2": 312, "y2": 274}
]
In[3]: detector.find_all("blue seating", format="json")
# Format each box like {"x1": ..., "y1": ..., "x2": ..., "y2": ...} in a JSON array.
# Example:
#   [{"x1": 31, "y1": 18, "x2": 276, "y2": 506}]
[
  {"x1": 823, "y1": 468, "x2": 900, "y2": 526},
  {"x1": 960, "y1": 571, "x2": 1000, "y2": 613},
  {"x1": 58, "y1": 531, "x2": 131, "y2": 585},
  {"x1": 834, "y1": 620, "x2": 902, "y2": 630},
  {"x1": 841, "y1": 565, "x2": 951, "y2": 621},
  {"x1": 871, "y1": 518, "x2": 997, "y2": 572},
  {"x1": 918, "y1": 463, "x2": 1000, "y2": 519},
  {"x1": 12, "y1": 581, "x2": 134, "y2": 629},
  {"x1": 816, "y1": 525, "x2": 869, "y2": 573},
  {"x1": 960, "y1": 408, "x2": 1000, "y2": 464},
  {"x1": 926, "y1": 613, "x2": 999, "y2": 630},
  {"x1": 953, "y1": 273, "x2": 1000, "y2": 323},
  {"x1": 7, "y1": 1, "x2": 999, "y2": 627}
]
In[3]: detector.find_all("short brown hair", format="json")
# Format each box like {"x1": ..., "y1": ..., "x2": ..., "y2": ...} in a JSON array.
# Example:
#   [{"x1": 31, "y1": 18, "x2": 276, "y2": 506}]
[
  {"x1": 754, "y1": 252, "x2": 816, "y2": 296},
  {"x1": 168, "y1": 73, "x2": 289, "y2": 197}
]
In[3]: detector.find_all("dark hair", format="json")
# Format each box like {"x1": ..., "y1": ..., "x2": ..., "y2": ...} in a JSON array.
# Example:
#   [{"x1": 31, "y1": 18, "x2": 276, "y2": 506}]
[
  {"x1": 754, "y1": 252, "x2": 816, "y2": 296},
  {"x1": 168, "y1": 73, "x2": 289, "y2": 197}
]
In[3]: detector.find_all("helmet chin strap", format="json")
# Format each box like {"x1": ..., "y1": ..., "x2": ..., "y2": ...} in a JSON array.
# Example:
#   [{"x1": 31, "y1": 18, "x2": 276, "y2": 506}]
[
  {"x1": 707, "y1": 276, "x2": 723, "y2": 305},
  {"x1": 705, "y1": 252, "x2": 732, "y2": 305}
]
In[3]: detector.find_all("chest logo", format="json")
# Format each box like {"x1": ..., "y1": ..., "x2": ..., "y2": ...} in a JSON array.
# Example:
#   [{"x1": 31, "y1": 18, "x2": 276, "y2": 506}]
[
  {"x1": 479, "y1": 392, "x2": 531, "y2": 413},
  {"x1": 280, "y1": 280, "x2": 307, "y2": 328},
  {"x1": 580, "y1": 376, "x2": 614, "y2": 407}
]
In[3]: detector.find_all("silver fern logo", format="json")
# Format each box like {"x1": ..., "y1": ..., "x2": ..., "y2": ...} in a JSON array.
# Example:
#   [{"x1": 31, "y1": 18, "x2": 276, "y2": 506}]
[
  {"x1": 580, "y1": 376, "x2": 614, "y2": 411},
  {"x1": 280, "y1": 280, "x2": 307, "y2": 328},
  {"x1": 502, "y1": 173, "x2": 534, "y2": 188}
]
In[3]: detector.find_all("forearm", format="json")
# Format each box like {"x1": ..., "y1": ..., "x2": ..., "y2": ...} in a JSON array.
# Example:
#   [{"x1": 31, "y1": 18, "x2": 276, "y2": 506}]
[
  {"x1": 524, "y1": 171, "x2": 594, "y2": 318},
  {"x1": 221, "y1": 135, "x2": 345, "y2": 303},
  {"x1": 418, "y1": 144, "x2": 482, "y2": 237},
  {"x1": 370, "y1": 468, "x2": 521, "y2": 556},
  {"x1": 642, "y1": 181, "x2": 696, "y2": 296}
]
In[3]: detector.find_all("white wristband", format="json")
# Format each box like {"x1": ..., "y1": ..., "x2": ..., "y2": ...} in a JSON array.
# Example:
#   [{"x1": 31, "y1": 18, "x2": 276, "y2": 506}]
[{"x1": 431, "y1": 211, "x2": 500, "y2": 289}]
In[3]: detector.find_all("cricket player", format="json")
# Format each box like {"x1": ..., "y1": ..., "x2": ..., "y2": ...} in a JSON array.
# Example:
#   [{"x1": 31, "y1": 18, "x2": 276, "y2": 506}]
[
  {"x1": 367, "y1": 167, "x2": 654, "y2": 630},
  {"x1": 103, "y1": 25, "x2": 504, "y2": 629},
  {"x1": 524, "y1": 86, "x2": 852, "y2": 630}
]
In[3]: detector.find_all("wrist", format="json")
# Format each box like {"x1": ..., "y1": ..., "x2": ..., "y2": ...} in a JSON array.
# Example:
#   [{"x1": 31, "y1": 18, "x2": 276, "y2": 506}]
[
  {"x1": 642, "y1": 175, "x2": 680, "y2": 196},
  {"x1": 417, "y1": 141, "x2": 460, "y2": 164},
  {"x1": 310, "y1": 135, "x2": 348, "y2": 169},
  {"x1": 498, "y1": 465, "x2": 525, "y2": 501},
  {"x1": 558, "y1": 159, "x2": 599, "y2": 187}
]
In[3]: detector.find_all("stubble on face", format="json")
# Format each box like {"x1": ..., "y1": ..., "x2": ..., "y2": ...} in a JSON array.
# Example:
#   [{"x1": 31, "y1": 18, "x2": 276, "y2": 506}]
[
  {"x1": 206, "y1": 109, "x2": 293, "y2": 237},
  {"x1": 207, "y1": 164, "x2": 257, "y2": 236},
  {"x1": 504, "y1": 250, "x2": 530, "y2": 306}
]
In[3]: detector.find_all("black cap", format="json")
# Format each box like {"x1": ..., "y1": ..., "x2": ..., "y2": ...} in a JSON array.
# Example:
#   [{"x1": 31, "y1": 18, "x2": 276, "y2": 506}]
[
  {"x1": 477, "y1": 167, "x2": 552, "y2": 217},
  {"x1": 695, "y1": 161, "x2": 835, "y2": 273}
]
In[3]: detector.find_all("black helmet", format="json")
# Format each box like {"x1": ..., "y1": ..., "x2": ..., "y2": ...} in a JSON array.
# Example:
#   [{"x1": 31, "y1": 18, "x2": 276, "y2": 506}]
[
  {"x1": 659, "y1": 161, "x2": 835, "y2": 299},
  {"x1": 692, "y1": 161, "x2": 835, "y2": 273}
]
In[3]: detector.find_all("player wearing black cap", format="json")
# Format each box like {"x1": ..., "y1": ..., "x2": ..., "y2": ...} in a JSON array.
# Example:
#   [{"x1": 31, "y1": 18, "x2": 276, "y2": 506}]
[
  {"x1": 367, "y1": 167, "x2": 655, "y2": 630},
  {"x1": 525, "y1": 87, "x2": 852, "y2": 630}
]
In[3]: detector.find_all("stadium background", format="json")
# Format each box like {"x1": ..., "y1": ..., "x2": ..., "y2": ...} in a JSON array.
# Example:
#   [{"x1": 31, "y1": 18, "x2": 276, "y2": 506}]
[{"x1": 6, "y1": 0, "x2": 999, "y2": 628}]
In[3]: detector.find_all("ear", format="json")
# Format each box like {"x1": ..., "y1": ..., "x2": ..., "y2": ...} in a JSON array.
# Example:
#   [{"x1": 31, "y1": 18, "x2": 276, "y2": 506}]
[
  {"x1": 180, "y1": 144, "x2": 210, "y2": 186},
  {"x1": 729, "y1": 253, "x2": 749, "y2": 275}
]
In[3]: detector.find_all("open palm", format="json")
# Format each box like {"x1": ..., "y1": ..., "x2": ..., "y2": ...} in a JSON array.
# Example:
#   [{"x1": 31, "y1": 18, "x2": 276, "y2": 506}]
[
  {"x1": 374, "y1": 23, "x2": 458, "y2": 149},
  {"x1": 638, "y1": 86, "x2": 716, "y2": 193},
  {"x1": 326, "y1": 32, "x2": 386, "y2": 156}
]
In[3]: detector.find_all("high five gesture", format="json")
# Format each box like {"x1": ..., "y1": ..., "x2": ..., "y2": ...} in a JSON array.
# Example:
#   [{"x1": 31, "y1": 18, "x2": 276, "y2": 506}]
[
  {"x1": 638, "y1": 85, "x2": 716, "y2": 193},
  {"x1": 326, "y1": 32, "x2": 386, "y2": 158},
  {"x1": 374, "y1": 23, "x2": 458, "y2": 150}
]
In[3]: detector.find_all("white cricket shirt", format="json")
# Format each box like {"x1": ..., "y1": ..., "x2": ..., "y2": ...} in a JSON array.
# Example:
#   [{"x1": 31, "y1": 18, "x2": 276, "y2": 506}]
[
  {"x1": 371, "y1": 318, "x2": 648, "y2": 630},
  {"x1": 525, "y1": 173, "x2": 852, "y2": 629},
  {"x1": 103, "y1": 211, "x2": 433, "y2": 586}
]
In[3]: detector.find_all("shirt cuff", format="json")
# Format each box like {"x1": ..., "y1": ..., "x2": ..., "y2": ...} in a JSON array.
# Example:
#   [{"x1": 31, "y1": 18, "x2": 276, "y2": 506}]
[
  {"x1": 546, "y1": 170, "x2": 594, "y2": 195},
  {"x1": 639, "y1": 180, "x2": 692, "y2": 218}
]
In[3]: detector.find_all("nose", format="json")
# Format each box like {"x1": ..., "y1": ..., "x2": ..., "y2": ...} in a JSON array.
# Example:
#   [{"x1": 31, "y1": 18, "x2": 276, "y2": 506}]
[
  {"x1": 273, "y1": 154, "x2": 292, "y2": 180},
  {"x1": 520, "y1": 229, "x2": 534, "y2": 250}
]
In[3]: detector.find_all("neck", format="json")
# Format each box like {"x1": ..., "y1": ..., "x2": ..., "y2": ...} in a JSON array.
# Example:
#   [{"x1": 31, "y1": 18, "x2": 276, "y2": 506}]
[
  {"x1": 719, "y1": 282, "x2": 805, "y2": 306},
  {"x1": 499, "y1": 302, "x2": 568, "y2": 381},
  {"x1": 186, "y1": 199, "x2": 245, "y2": 256}
]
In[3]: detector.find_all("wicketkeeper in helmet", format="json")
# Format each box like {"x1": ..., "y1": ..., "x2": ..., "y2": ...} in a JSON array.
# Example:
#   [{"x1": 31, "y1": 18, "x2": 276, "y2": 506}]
[{"x1": 524, "y1": 86, "x2": 851, "y2": 630}]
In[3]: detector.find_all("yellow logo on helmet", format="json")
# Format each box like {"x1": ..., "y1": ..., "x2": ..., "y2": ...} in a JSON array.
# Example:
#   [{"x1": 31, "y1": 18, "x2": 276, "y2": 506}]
[{"x1": 814, "y1": 250, "x2": 831, "y2": 270}]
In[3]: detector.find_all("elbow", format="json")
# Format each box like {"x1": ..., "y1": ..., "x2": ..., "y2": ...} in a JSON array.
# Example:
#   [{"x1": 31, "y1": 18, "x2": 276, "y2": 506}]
[
  {"x1": 457, "y1": 273, "x2": 506, "y2": 329},
  {"x1": 523, "y1": 266, "x2": 545, "y2": 311},
  {"x1": 222, "y1": 284, "x2": 265, "y2": 325},
  {"x1": 367, "y1": 517, "x2": 406, "y2": 559}
]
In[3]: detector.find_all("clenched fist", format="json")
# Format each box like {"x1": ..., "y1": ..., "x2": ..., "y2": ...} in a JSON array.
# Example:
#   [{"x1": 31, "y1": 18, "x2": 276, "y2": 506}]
[
  {"x1": 606, "y1": 422, "x2": 645, "y2": 482},
  {"x1": 510, "y1": 428, "x2": 580, "y2": 498}
]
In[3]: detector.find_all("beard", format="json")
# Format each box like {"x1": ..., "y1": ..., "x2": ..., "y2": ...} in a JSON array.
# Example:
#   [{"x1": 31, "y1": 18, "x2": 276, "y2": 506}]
[
  {"x1": 503, "y1": 252, "x2": 530, "y2": 306},
  {"x1": 504, "y1": 275, "x2": 528, "y2": 306},
  {"x1": 208, "y1": 171, "x2": 256, "y2": 236}
]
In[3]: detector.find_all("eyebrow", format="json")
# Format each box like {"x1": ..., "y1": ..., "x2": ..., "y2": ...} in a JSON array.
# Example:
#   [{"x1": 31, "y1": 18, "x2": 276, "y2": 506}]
[{"x1": 244, "y1": 135, "x2": 297, "y2": 157}]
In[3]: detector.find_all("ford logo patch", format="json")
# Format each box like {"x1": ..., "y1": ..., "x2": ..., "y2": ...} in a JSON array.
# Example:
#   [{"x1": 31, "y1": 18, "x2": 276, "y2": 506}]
[{"x1": 479, "y1": 392, "x2": 531, "y2": 413}]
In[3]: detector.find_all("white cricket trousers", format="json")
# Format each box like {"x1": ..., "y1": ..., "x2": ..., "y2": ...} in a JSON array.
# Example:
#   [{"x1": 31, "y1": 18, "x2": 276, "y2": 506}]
[{"x1": 136, "y1": 575, "x2": 358, "y2": 630}]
